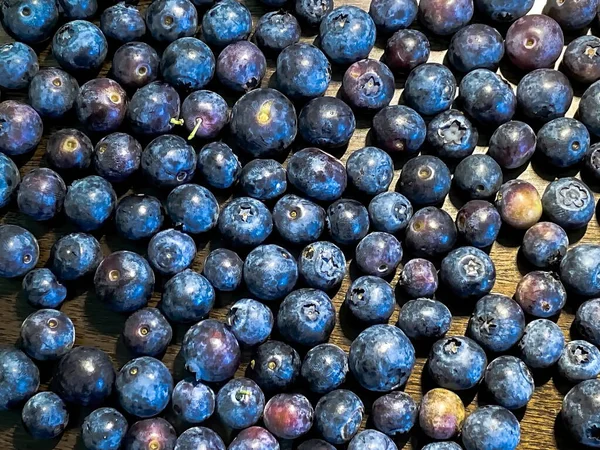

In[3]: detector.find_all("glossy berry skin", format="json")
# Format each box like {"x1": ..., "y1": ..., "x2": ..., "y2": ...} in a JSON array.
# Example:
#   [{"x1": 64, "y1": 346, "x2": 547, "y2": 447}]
[
  {"x1": 517, "y1": 70, "x2": 573, "y2": 124},
  {"x1": 53, "y1": 347, "x2": 115, "y2": 406},
  {"x1": 127, "y1": 82, "x2": 180, "y2": 135},
  {"x1": 562, "y1": 379, "x2": 600, "y2": 447},
  {"x1": 0, "y1": 0, "x2": 58, "y2": 44},
  {"x1": 342, "y1": 59, "x2": 395, "y2": 111},
  {"x1": 537, "y1": 118, "x2": 589, "y2": 168},
  {"x1": 64, "y1": 176, "x2": 117, "y2": 232},
  {"x1": 228, "y1": 427, "x2": 279, "y2": 450},
  {"x1": 197, "y1": 142, "x2": 241, "y2": 190},
  {"x1": 22, "y1": 392, "x2": 68, "y2": 439},
  {"x1": 418, "y1": 0, "x2": 473, "y2": 35},
  {"x1": 161, "y1": 269, "x2": 214, "y2": 323},
  {"x1": 505, "y1": 15, "x2": 564, "y2": 72},
  {"x1": 123, "y1": 418, "x2": 176, "y2": 450},
  {"x1": 419, "y1": 388, "x2": 465, "y2": 440},
  {"x1": 369, "y1": 0, "x2": 416, "y2": 33},
  {"x1": 263, "y1": 394, "x2": 313, "y2": 440},
  {"x1": 0, "y1": 101, "x2": 43, "y2": 156},
  {"x1": 349, "y1": 325, "x2": 415, "y2": 392},
  {"x1": 384, "y1": 29, "x2": 430, "y2": 74},
  {"x1": 576, "y1": 299, "x2": 600, "y2": 347},
  {"x1": 515, "y1": 271, "x2": 566, "y2": 318},
  {"x1": 398, "y1": 155, "x2": 451, "y2": 206},
  {"x1": 202, "y1": 0, "x2": 251, "y2": 48},
  {"x1": 226, "y1": 298, "x2": 273, "y2": 346},
  {"x1": 298, "y1": 241, "x2": 346, "y2": 291},
  {"x1": 203, "y1": 249, "x2": 243, "y2": 292},
  {"x1": 544, "y1": 0, "x2": 598, "y2": 31},
  {"x1": 426, "y1": 110, "x2": 478, "y2": 159},
  {"x1": 522, "y1": 222, "x2": 568, "y2": 269},
  {"x1": 346, "y1": 275, "x2": 395, "y2": 324},
  {"x1": 488, "y1": 121, "x2": 536, "y2": 170},
  {"x1": 288, "y1": 148, "x2": 346, "y2": 202},
  {"x1": 355, "y1": 232, "x2": 402, "y2": 278},
  {"x1": 298, "y1": 97, "x2": 355, "y2": 149},
  {"x1": 216, "y1": 378, "x2": 264, "y2": 429},
  {"x1": 346, "y1": 147, "x2": 393, "y2": 196},
  {"x1": 166, "y1": 184, "x2": 218, "y2": 234},
  {"x1": 171, "y1": 378, "x2": 214, "y2": 424},
  {"x1": 244, "y1": 245, "x2": 298, "y2": 301},
  {"x1": 495, "y1": 180, "x2": 542, "y2": 230},
  {"x1": 273, "y1": 194, "x2": 325, "y2": 244},
  {"x1": 448, "y1": 24, "x2": 504, "y2": 73},
  {"x1": 578, "y1": 81, "x2": 600, "y2": 138},
  {"x1": 462, "y1": 406, "x2": 520, "y2": 450},
  {"x1": 230, "y1": 88, "x2": 297, "y2": 158},
  {"x1": 276, "y1": 44, "x2": 330, "y2": 100},
  {"x1": 315, "y1": 389, "x2": 363, "y2": 444},
  {"x1": 52, "y1": 21, "x2": 107, "y2": 73},
  {"x1": 558, "y1": 340, "x2": 600, "y2": 382},
  {"x1": 542, "y1": 178, "x2": 595, "y2": 230},
  {"x1": 518, "y1": 319, "x2": 564, "y2": 369},
  {"x1": 111, "y1": 42, "x2": 159, "y2": 91},
  {"x1": 301, "y1": 343, "x2": 348, "y2": 394},
  {"x1": 82, "y1": 408, "x2": 128, "y2": 450},
  {"x1": 405, "y1": 207, "x2": 457, "y2": 259},
  {"x1": 586, "y1": 143, "x2": 600, "y2": 179},
  {"x1": 0, "y1": 348, "x2": 39, "y2": 410},
  {"x1": 50, "y1": 233, "x2": 101, "y2": 281},
  {"x1": 563, "y1": 36, "x2": 600, "y2": 85},
  {"x1": 145, "y1": 0, "x2": 197, "y2": 43},
  {"x1": 459, "y1": 69, "x2": 516, "y2": 127},
  {"x1": 147, "y1": 229, "x2": 196, "y2": 276},
  {"x1": 58, "y1": 0, "x2": 96, "y2": 19},
  {"x1": 93, "y1": 133, "x2": 141, "y2": 183},
  {"x1": 76, "y1": 78, "x2": 127, "y2": 133},
  {"x1": 0, "y1": 225, "x2": 39, "y2": 278},
  {"x1": 28, "y1": 68, "x2": 78, "y2": 118},
  {"x1": 0, "y1": 42, "x2": 38, "y2": 90},
  {"x1": 428, "y1": 336, "x2": 487, "y2": 390},
  {"x1": 372, "y1": 391, "x2": 417, "y2": 436},
  {"x1": 46, "y1": 129, "x2": 92, "y2": 171},
  {"x1": 17, "y1": 168, "x2": 66, "y2": 221},
  {"x1": 254, "y1": 11, "x2": 300, "y2": 54},
  {"x1": 456, "y1": 200, "x2": 502, "y2": 248},
  {"x1": 94, "y1": 251, "x2": 154, "y2": 313},
  {"x1": 327, "y1": 199, "x2": 370, "y2": 246},
  {"x1": 216, "y1": 41, "x2": 265, "y2": 93},
  {"x1": 319, "y1": 6, "x2": 375, "y2": 65},
  {"x1": 440, "y1": 246, "x2": 496, "y2": 299},
  {"x1": 100, "y1": 3, "x2": 146, "y2": 43},
  {"x1": 218, "y1": 197, "x2": 273, "y2": 247},
  {"x1": 160, "y1": 38, "x2": 215, "y2": 93},
  {"x1": 468, "y1": 294, "x2": 526, "y2": 352},
  {"x1": 22, "y1": 268, "x2": 67, "y2": 309},
  {"x1": 398, "y1": 259, "x2": 438, "y2": 298},
  {"x1": 240, "y1": 159, "x2": 287, "y2": 200},
  {"x1": 397, "y1": 298, "x2": 451, "y2": 340},
  {"x1": 475, "y1": 0, "x2": 533, "y2": 23},
  {"x1": 372, "y1": 105, "x2": 426, "y2": 154},
  {"x1": 278, "y1": 289, "x2": 335, "y2": 347},
  {"x1": 248, "y1": 340, "x2": 300, "y2": 392},
  {"x1": 295, "y1": 0, "x2": 333, "y2": 26},
  {"x1": 123, "y1": 308, "x2": 172, "y2": 357},
  {"x1": 560, "y1": 244, "x2": 600, "y2": 296},
  {"x1": 176, "y1": 427, "x2": 225, "y2": 450},
  {"x1": 142, "y1": 135, "x2": 196, "y2": 188},
  {"x1": 348, "y1": 430, "x2": 397, "y2": 450},
  {"x1": 368, "y1": 192, "x2": 413, "y2": 234},
  {"x1": 485, "y1": 356, "x2": 534, "y2": 410},
  {"x1": 115, "y1": 195, "x2": 163, "y2": 241},
  {"x1": 404, "y1": 64, "x2": 456, "y2": 117}
]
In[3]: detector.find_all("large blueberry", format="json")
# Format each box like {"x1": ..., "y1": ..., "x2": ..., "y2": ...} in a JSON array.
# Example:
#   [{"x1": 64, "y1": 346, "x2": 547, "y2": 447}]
[
  {"x1": 0, "y1": 101, "x2": 43, "y2": 156},
  {"x1": 369, "y1": 0, "x2": 416, "y2": 33},
  {"x1": 166, "y1": 184, "x2": 219, "y2": 234},
  {"x1": 217, "y1": 197, "x2": 273, "y2": 246},
  {"x1": 517, "y1": 69, "x2": 573, "y2": 123},
  {"x1": 298, "y1": 97, "x2": 355, "y2": 148},
  {"x1": 64, "y1": 176, "x2": 116, "y2": 231},
  {"x1": 418, "y1": 0, "x2": 473, "y2": 35},
  {"x1": 276, "y1": 43, "x2": 330, "y2": 100},
  {"x1": 542, "y1": 177, "x2": 595, "y2": 230},
  {"x1": 161, "y1": 269, "x2": 215, "y2": 323},
  {"x1": 0, "y1": 0, "x2": 59, "y2": 43},
  {"x1": 518, "y1": 319, "x2": 565, "y2": 369},
  {"x1": 17, "y1": 168, "x2": 66, "y2": 221},
  {"x1": 52, "y1": 20, "x2": 107, "y2": 73},
  {"x1": 50, "y1": 232, "x2": 101, "y2": 281},
  {"x1": 288, "y1": 148, "x2": 346, "y2": 202},
  {"x1": 440, "y1": 246, "x2": 496, "y2": 299},
  {"x1": 21, "y1": 309, "x2": 74, "y2": 362},
  {"x1": 203, "y1": 249, "x2": 243, "y2": 292},
  {"x1": 145, "y1": 0, "x2": 197, "y2": 43},
  {"x1": 0, "y1": 225, "x2": 39, "y2": 278},
  {"x1": 459, "y1": 69, "x2": 516, "y2": 127},
  {"x1": 0, "y1": 347, "x2": 39, "y2": 410},
  {"x1": 243, "y1": 244, "x2": 298, "y2": 301},
  {"x1": 28, "y1": 68, "x2": 78, "y2": 118},
  {"x1": 161, "y1": 38, "x2": 215, "y2": 91},
  {"x1": 461, "y1": 406, "x2": 520, "y2": 450}
]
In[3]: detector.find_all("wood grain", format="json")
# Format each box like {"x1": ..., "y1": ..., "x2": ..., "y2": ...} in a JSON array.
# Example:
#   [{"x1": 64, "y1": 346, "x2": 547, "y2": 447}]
[{"x1": 1, "y1": 0, "x2": 599, "y2": 448}]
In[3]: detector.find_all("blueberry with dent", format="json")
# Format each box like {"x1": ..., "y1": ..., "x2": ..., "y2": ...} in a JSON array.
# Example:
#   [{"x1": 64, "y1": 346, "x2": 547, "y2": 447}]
[
  {"x1": 368, "y1": 192, "x2": 413, "y2": 234},
  {"x1": 298, "y1": 241, "x2": 347, "y2": 291},
  {"x1": 22, "y1": 268, "x2": 67, "y2": 309},
  {"x1": 226, "y1": 298, "x2": 273, "y2": 346}
]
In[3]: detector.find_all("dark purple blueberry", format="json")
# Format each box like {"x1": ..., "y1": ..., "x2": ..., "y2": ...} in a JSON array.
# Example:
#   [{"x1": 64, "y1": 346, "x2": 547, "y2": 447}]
[
  {"x1": 475, "y1": 0, "x2": 533, "y2": 23},
  {"x1": 485, "y1": 355, "x2": 534, "y2": 410},
  {"x1": 576, "y1": 299, "x2": 600, "y2": 347},
  {"x1": 462, "y1": 406, "x2": 520, "y2": 450},
  {"x1": 404, "y1": 63, "x2": 456, "y2": 116},
  {"x1": 298, "y1": 241, "x2": 346, "y2": 291},
  {"x1": 254, "y1": 11, "x2": 301, "y2": 54},
  {"x1": 538, "y1": 118, "x2": 590, "y2": 168},
  {"x1": 578, "y1": 81, "x2": 600, "y2": 138},
  {"x1": 0, "y1": 100, "x2": 43, "y2": 155},
  {"x1": 46, "y1": 129, "x2": 92, "y2": 171},
  {"x1": 124, "y1": 418, "x2": 176, "y2": 450},
  {"x1": 180, "y1": 90, "x2": 229, "y2": 140},
  {"x1": 454, "y1": 154, "x2": 502, "y2": 199},
  {"x1": 52, "y1": 20, "x2": 107, "y2": 73},
  {"x1": 263, "y1": 394, "x2": 313, "y2": 439},
  {"x1": 0, "y1": 224, "x2": 39, "y2": 278},
  {"x1": 230, "y1": 88, "x2": 297, "y2": 158},
  {"x1": 111, "y1": 42, "x2": 159, "y2": 90},
  {"x1": 426, "y1": 109, "x2": 478, "y2": 159},
  {"x1": 145, "y1": 0, "x2": 197, "y2": 43},
  {"x1": 342, "y1": 59, "x2": 395, "y2": 111},
  {"x1": 101, "y1": 3, "x2": 146, "y2": 43},
  {"x1": 203, "y1": 249, "x2": 243, "y2": 292},
  {"x1": 171, "y1": 378, "x2": 215, "y2": 424},
  {"x1": 94, "y1": 133, "x2": 141, "y2": 182},
  {"x1": 488, "y1": 121, "x2": 536, "y2": 170},
  {"x1": 276, "y1": 43, "x2": 330, "y2": 100},
  {"x1": 82, "y1": 408, "x2": 128, "y2": 450},
  {"x1": 384, "y1": 29, "x2": 430, "y2": 74},
  {"x1": 127, "y1": 82, "x2": 180, "y2": 135},
  {"x1": 53, "y1": 346, "x2": 115, "y2": 406},
  {"x1": 298, "y1": 97, "x2": 355, "y2": 149},
  {"x1": 0, "y1": 347, "x2": 39, "y2": 410},
  {"x1": 398, "y1": 155, "x2": 451, "y2": 206},
  {"x1": 288, "y1": 148, "x2": 346, "y2": 202},
  {"x1": 558, "y1": 340, "x2": 600, "y2": 383},
  {"x1": 182, "y1": 319, "x2": 241, "y2": 383},
  {"x1": 248, "y1": 340, "x2": 300, "y2": 392},
  {"x1": 468, "y1": 293, "x2": 526, "y2": 352},
  {"x1": 216, "y1": 378, "x2": 265, "y2": 429},
  {"x1": 522, "y1": 221, "x2": 568, "y2": 269},
  {"x1": 345, "y1": 275, "x2": 395, "y2": 324},
  {"x1": 17, "y1": 168, "x2": 66, "y2": 221},
  {"x1": 94, "y1": 251, "x2": 155, "y2": 313},
  {"x1": 562, "y1": 379, "x2": 600, "y2": 447},
  {"x1": 175, "y1": 427, "x2": 225, "y2": 450},
  {"x1": 518, "y1": 319, "x2": 564, "y2": 369},
  {"x1": 440, "y1": 246, "x2": 496, "y2": 299},
  {"x1": 76, "y1": 78, "x2": 127, "y2": 132},
  {"x1": 315, "y1": 389, "x2": 364, "y2": 444},
  {"x1": 301, "y1": 343, "x2": 348, "y2": 394},
  {"x1": 456, "y1": 200, "x2": 501, "y2": 248},
  {"x1": 515, "y1": 271, "x2": 566, "y2": 317},
  {"x1": 22, "y1": 268, "x2": 67, "y2": 308},
  {"x1": 115, "y1": 194, "x2": 163, "y2": 241},
  {"x1": 398, "y1": 258, "x2": 438, "y2": 298},
  {"x1": 397, "y1": 298, "x2": 451, "y2": 340},
  {"x1": 405, "y1": 206, "x2": 456, "y2": 258},
  {"x1": 226, "y1": 298, "x2": 273, "y2": 346},
  {"x1": 355, "y1": 232, "x2": 402, "y2": 277},
  {"x1": 495, "y1": 179, "x2": 542, "y2": 229},
  {"x1": 218, "y1": 197, "x2": 273, "y2": 247},
  {"x1": 273, "y1": 194, "x2": 325, "y2": 244},
  {"x1": 161, "y1": 269, "x2": 214, "y2": 323},
  {"x1": 18, "y1": 310, "x2": 70, "y2": 361},
  {"x1": 542, "y1": 177, "x2": 595, "y2": 230},
  {"x1": 544, "y1": 0, "x2": 597, "y2": 30},
  {"x1": 28, "y1": 68, "x2": 78, "y2": 119},
  {"x1": 327, "y1": 199, "x2": 370, "y2": 246},
  {"x1": 166, "y1": 184, "x2": 219, "y2": 234},
  {"x1": 216, "y1": 40, "x2": 265, "y2": 92},
  {"x1": 418, "y1": 0, "x2": 473, "y2": 35},
  {"x1": 428, "y1": 336, "x2": 487, "y2": 390},
  {"x1": 372, "y1": 105, "x2": 426, "y2": 154},
  {"x1": 505, "y1": 14, "x2": 564, "y2": 71},
  {"x1": 50, "y1": 232, "x2": 101, "y2": 281},
  {"x1": 147, "y1": 228, "x2": 196, "y2": 276},
  {"x1": 123, "y1": 307, "x2": 172, "y2": 357},
  {"x1": 563, "y1": 36, "x2": 600, "y2": 85},
  {"x1": 294, "y1": 0, "x2": 333, "y2": 27},
  {"x1": 368, "y1": 192, "x2": 413, "y2": 234},
  {"x1": 372, "y1": 391, "x2": 417, "y2": 435},
  {"x1": 141, "y1": 135, "x2": 195, "y2": 187},
  {"x1": 22, "y1": 392, "x2": 68, "y2": 439},
  {"x1": 57, "y1": 0, "x2": 96, "y2": 19},
  {"x1": 64, "y1": 175, "x2": 117, "y2": 231},
  {"x1": 243, "y1": 244, "x2": 297, "y2": 301},
  {"x1": 196, "y1": 142, "x2": 241, "y2": 189},
  {"x1": 201, "y1": 0, "x2": 252, "y2": 49},
  {"x1": 369, "y1": 0, "x2": 416, "y2": 33},
  {"x1": 560, "y1": 244, "x2": 600, "y2": 296},
  {"x1": 448, "y1": 24, "x2": 504, "y2": 73},
  {"x1": 161, "y1": 38, "x2": 215, "y2": 91},
  {"x1": 459, "y1": 69, "x2": 516, "y2": 127},
  {"x1": 240, "y1": 159, "x2": 287, "y2": 200},
  {"x1": 348, "y1": 430, "x2": 397, "y2": 450},
  {"x1": 517, "y1": 69, "x2": 572, "y2": 124},
  {"x1": 0, "y1": 42, "x2": 38, "y2": 90},
  {"x1": 229, "y1": 427, "x2": 279, "y2": 450},
  {"x1": 349, "y1": 324, "x2": 415, "y2": 392},
  {"x1": 0, "y1": 0, "x2": 58, "y2": 44}
]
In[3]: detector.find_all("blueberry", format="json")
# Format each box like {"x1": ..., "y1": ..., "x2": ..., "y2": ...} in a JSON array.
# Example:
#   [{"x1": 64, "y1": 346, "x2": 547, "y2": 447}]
[
  {"x1": 485, "y1": 356, "x2": 534, "y2": 409},
  {"x1": 474, "y1": 0, "x2": 533, "y2": 23},
  {"x1": 57, "y1": 0, "x2": 96, "y2": 19},
  {"x1": 166, "y1": 184, "x2": 219, "y2": 234},
  {"x1": 127, "y1": 81, "x2": 180, "y2": 135},
  {"x1": 342, "y1": 59, "x2": 395, "y2": 111},
  {"x1": 522, "y1": 222, "x2": 568, "y2": 269},
  {"x1": 123, "y1": 418, "x2": 176, "y2": 450},
  {"x1": 203, "y1": 249, "x2": 243, "y2": 292},
  {"x1": 563, "y1": 36, "x2": 600, "y2": 85},
  {"x1": 21, "y1": 310, "x2": 74, "y2": 362},
  {"x1": 576, "y1": 299, "x2": 600, "y2": 347},
  {"x1": 537, "y1": 118, "x2": 589, "y2": 167},
  {"x1": 230, "y1": 88, "x2": 297, "y2": 158},
  {"x1": 560, "y1": 244, "x2": 600, "y2": 296},
  {"x1": 46, "y1": 129, "x2": 92, "y2": 170},
  {"x1": 92, "y1": 133, "x2": 141, "y2": 183},
  {"x1": 456, "y1": 200, "x2": 502, "y2": 248},
  {"x1": 384, "y1": 29, "x2": 430, "y2": 74},
  {"x1": 229, "y1": 427, "x2": 279, "y2": 450},
  {"x1": 50, "y1": 232, "x2": 101, "y2": 281},
  {"x1": 123, "y1": 308, "x2": 172, "y2": 357},
  {"x1": 515, "y1": 271, "x2": 566, "y2": 318},
  {"x1": 462, "y1": 406, "x2": 520, "y2": 450},
  {"x1": 0, "y1": 225, "x2": 39, "y2": 278},
  {"x1": 171, "y1": 378, "x2": 215, "y2": 424},
  {"x1": 368, "y1": 192, "x2": 413, "y2": 234},
  {"x1": 145, "y1": 0, "x2": 197, "y2": 43},
  {"x1": 371, "y1": 391, "x2": 418, "y2": 435},
  {"x1": 244, "y1": 245, "x2": 298, "y2": 301},
  {"x1": 226, "y1": 298, "x2": 273, "y2": 346},
  {"x1": 398, "y1": 259, "x2": 438, "y2": 298},
  {"x1": 294, "y1": 0, "x2": 333, "y2": 27},
  {"x1": 253, "y1": 11, "x2": 301, "y2": 54},
  {"x1": 147, "y1": 229, "x2": 196, "y2": 276},
  {"x1": 542, "y1": 177, "x2": 595, "y2": 229},
  {"x1": 405, "y1": 207, "x2": 457, "y2": 258},
  {"x1": 94, "y1": 251, "x2": 155, "y2": 313},
  {"x1": 175, "y1": 427, "x2": 225, "y2": 450},
  {"x1": 197, "y1": 143, "x2": 241, "y2": 190},
  {"x1": 28, "y1": 68, "x2": 78, "y2": 118},
  {"x1": 426, "y1": 109, "x2": 478, "y2": 159},
  {"x1": 518, "y1": 319, "x2": 565, "y2": 369},
  {"x1": 181, "y1": 90, "x2": 229, "y2": 140},
  {"x1": 0, "y1": 347, "x2": 39, "y2": 410},
  {"x1": 276, "y1": 43, "x2": 331, "y2": 100},
  {"x1": 419, "y1": 388, "x2": 465, "y2": 439},
  {"x1": 301, "y1": 343, "x2": 348, "y2": 394},
  {"x1": 142, "y1": 135, "x2": 196, "y2": 188},
  {"x1": 355, "y1": 232, "x2": 402, "y2": 278},
  {"x1": 22, "y1": 268, "x2": 67, "y2": 309},
  {"x1": 369, "y1": 0, "x2": 416, "y2": 33},
  {"x1": 418, "y1": 0, "x2": 473, "y2": 35},
  {"x1": 263, "y1": 393, "x2": 313, "y2": 439},
  {"x1": 201, "y1": 0, "x2": 251, "y2": 49},
  {"x1": 404, "y1": 63, "x2": 456, "y2": 116},
  {"x1": 447, "y1": 24, "x2": 504, "y2": 73},
  {"x1": 398, "y1": 155, "x2": 451, "y2": 206},
  {"x1": 111, "y1": 42, "x2": 160, "y2": 90},
  {"x1": 22, "y1": 392, "x2": 68, "y2": 439},
  {"x1": 53, "y1": 347, "x2": 115, "y2": 406},
  {"x1": 349, "y1": 324, "x2": 415, "y2": 392},
  {"x1": 562, "y1": 378, "x2": 600, "y2": 447},
  {"x1": 440, "y1": 246, "x2": 496, "y2": 299},
  {"x1": 161, "y1": 269, "x2": 214, "y2": 323},
  {"x1": 100, "y1": 3, "x2": 146, "y2": 43},
  {"x1": 298, "y1": 97, "x2": 355, "y2": 149},
  {"x1": 216, "y1": 378, "x2": 265, "y2": 429},
  {"x1": 587, "y1": 143, "x2": 600, "y2": 180},
  {"x1": 327, "y1": 199, "x2": 370, "y2": 246},
  {"x1": 240, "y1": 159, "x2": 287, "y2": 200},
  {"x1": 372, "y1": 105, "x2": 426, "y2": 154},
  {"x1": 346, "y1": 275, "x2": 395, "y2": 324},
  {"x1": 273, "y1": 194, "x2": 325, "y2": 244},
  {"x1": 0, "y1": 0, "x2": 58, "y2": 43},
  {"x1": 315, "y1": 389, "x2": 364, "y2": 444},
  {"x1": 346, "y1": 146, "x2": 394, "y2": 196},
  {"x1": 115, "y1": 195, "x2": 163, "y2": 241},
  {"x1": 82, "y1": 408, "x2": 128, "y2": 450},
  {"x1": 558, "y1": 340, "x2": 600, "y2": 382},
  {"x1": 277, "y1": 288, "x2": 336, "y2": 347},
  {"x1": 298, "y1": 241, "x2": 346, "y2": 290},
  {"x1": 217, "y1": 41, "x2": 266, "y2": 93},
  {"x1": 468, "y1": 294, "x2": 526, "y2": 352},
  {"x1": 578, "y1": 81, "x2": 600, "y2": 138},
  {"x1": 428, "y1": 336, "x2": 487, "y2": 390},
  {"x1": 52, "y1": 20, "x2": 107, "y2": 73},
  {"x1": 459, "y1": 69, "x2": 516, "y2": 127},
  {"x1": 0, "y1": 42, "x2": 38, "y2": 90},
  {"x1": 288, "y1": 148, "x2": 347, "y2": 202},
  {"x1": 517, "y1": 70, "x2": 572, "y2": 124},
  {"x1": 0, "y1": 100, "x2": 43, "y2": 155},
  {"x1": 17, "y1": 168, "x2": 66, "y2": 221},
  {"x1": 217, "y1": 197, "x2": 273, "y2": 246},
  {"x1": 319, "y1": 6, "x2": 376, "y2": 65},
  {"x1": 495, "y1": 179, "x2": 542, "y2": 230},
  {"x1": 347, "y1": 429, "x2": 397, "y2": 450},
  {"x1": 248, "y1": 340, "x2": 300, "y2": 392},
  {"x1": 397, "y1": 298, "x2": 451, "y2": 340},
  {"x1": 161, "y1": 38, "x2": 215, "y2": 91},
  {"x1": 544, "y1": 0, "x2": 597, "y2": 30},
  {"x1": 64, "y1": 176, "x2": 117, "y2": 231},
  {"x1": 77, "y1": 74, "x2": 128, "y2": 132}
]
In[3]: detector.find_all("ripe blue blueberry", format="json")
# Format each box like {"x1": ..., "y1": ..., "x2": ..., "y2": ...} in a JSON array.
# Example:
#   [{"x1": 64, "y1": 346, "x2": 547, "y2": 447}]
[
  {"x1": 218, "y1": 197, "x2": 273, "y2": 246},
  {"x1": 171, "y1": 378, "x2": 215, "y2": 424},
  {"x1": 175, "y1": 427, "x2": 225, "y2": 449},
  {"x1": 426, "y1": 109, "x2": 478, "y2": 159},
  {"x1": 100, "y1": 3, "x2": 146, "y2": 43},
  {"x1": 111, "y1": 42, "x2": 160, "y2": 90},
  {"x1": 196, "y1": 142, "x2": 241, "y2": 190},
  {"x1": 273, "y1": 194, "x2": 325, "y2": 244},
  {"x1": 216, "y1": 41, "x2": 266, "y2": 93},
  {"x1": 576, "y1": 80, "x2": 600, "y2": 138},
  {"x1": 115, "y1": 194, "x2": 164, "y2": 241},
  {"x1": 0, "y1": 0, "x2": 58, "y2": 44},
  {"x1": 22, "y1": 268, "x2": 67, "y2": 309},
  {"x1": 301, "y1": 343, "x2": 348, "y2": 394},
  {"x1": 161, "y1": 269, "x2": 214, "y2": 323},
  {"x1": 201, "y1": 0, "x2": 251, "y2": 49},
  {"x1": 542, "y1": 177, "x2": 595, "y2": 230},
  {"x1": 355, "y1": 232, "x2": 402, "y2": 277},
  {"x1": 123, "y1": 308, "x2": 172, "y2": 357},
  {"x1": 586, "y1": 143, "x2": 600, "y2": 180},
  {"x1": 369, "y1": 0, "x2": 416, "y2": 33},
  {"x1": 327, "y1": 199, "x2": 370, "y2": 246},
  {"x1": 93, "y1": 133, "x2": 141, "y2": 183},
  {"x1": 397, "y1": 298, "x2": 451, "y2": 340},
  {"x1": 342, "y1": 59, "x2": 395, "y2": 111},
  {"x1": 22, "y1": 392, "x2": 68, "y2": 439},
  {"x1": 288, "y1": 148, "x2": 346, "y2": 202},
  {"x1": 440, "y1": 246, "x2": 496, "y2": 299},
  {"x1": 28, "y1": 68, "x2": 78, "y2": 119},
  {"x1": 276, "y1": 43, "x2": 331, "y2": 100},
  {"x1": 216, "y1": 378, "x2": 265, "y2": 429},
  {"x1": 404, "y1": 63, "x2": 456, "y2": 116},
  {"x1": 448, "y1": 24, "x2": 504, "y2": 73},
  {"x1": 515, "y1": 271, "x2": 566, "y2": 317},
  {"x1": 315, "y1": 389, "x2": 364, "y2": 444},
  {"x1": 226, "y1": 298, "x2": 273, "y2": 346},
  {"x1": 459, "y1": 69, "x2": 516, "y2": 127},
  {"x1": 563, "y1": 35, "x2": 600, "y2": 84},
  {"x1": 50, "y1": 232, "x2": 101, "y2": 281},
  {"x1": 428, "y1": 336, "x2": 487, "y2": 390},
  {"x1": 456, "y1": 200, "x2": 501, "y2": 248},
  {"x1": 398, "y1": 155, "x2": 451, "y2": 206},
  {"x1": 46, "y1": 129, "x2": 92, "y2": 171},
  {"x1": 145, "y1": 0, "x2": 198, "y2": 43},
  {"x1": 123, "y1": 418, "x2": 176, "y2": 450},
  {"x1": 166, "y1": 184, "x2": 219, "y2": 234},
  {"x1": 576, "y1": 299, "x2": 600, "y2": 347},
  {"x1": 485, "y1": 355, "x2": 534, "y2": 409},
  {"x1": 405, "y1": 207, "x2": 457, "y2": 258},
  {"x1": 558, "y1": 340, "x2": 600, "y2": 383},
  {"x1": 203, "y1": 249, "x2": 243, "y2": 292},
  {"x1": 398, "y1": 259, "x2": 438, "y2": 298},
  {"x1": 243, "y1": 245, "x2": 298, "y2": 301},
  {"x1": 298, "y1": 241, "x2": 347, "y2": 290},
  {"x1": 240, "y1": 159, "x2": 287, "y2": 200},
  {"x1": 537, "y1": 118, "x2": 589, "y2": 168},
  {"x1": 248, "y1": 340, "x2": 300, "y2": 393},
  {"x1": 82, "y1": 408, "x2": 128, "y2": 450},
  {"x1": 454, "y1": 154, "x2": 503, "y2": 200},
  {"x1": 298, "y1": 97, "x2": 356, "y2": 148},
  {"x1": 462, "y1": 406, "x2": 520, "y2": 450},
  {"x1": 127, "y1": 81, "x2": 180, "y2": 135},
  {"x1": 560, "y1": 244, "x2": 600, "y2": 296},
  {"x1": 147, "y1": 228, "x2": 196, "y2": 276},
  {"x1": 348, "y1": 429, "x2": 397, "y2": 450},
  {"x1": 161, "y1": 38, "x2": 215, "y2": 91},
  {"x1": 294, "y1": 0, "x2": 333, "y2": 27},
  {"x1": 0, "y1": 100, "x2": 43, "y2": 155},
  {"x1": 0, "y1": 153, "x2": 19, "y2": 208},
  {"x1": 0, "y1": 224, "x2": 39, "y2": 278},
  {"x1": 518, "y1": 319, "x2": 565, "y2": 369},
  {"x1": 345, "y1": 275, "x2": 395, "y2": 324},
  {"x1": 52, "y1": 20, "x2": 107, "y2": 73},
  {"x1": 253, "y1": 11, "x2": 301, "y2": 54},
  {"x1": 561, "y1": 378, "x2": 600, "y2": 447},
  {"x1": 181, "y1": 90, "x2": 229, "y2": 140},
  {"x1": 20, "y1": 309, "x2": 74, "y2": 361},
  {"x1": 17, "y1": 168, "x2": 66, "y2": 221},
  {"x1": 142, "y1": 135, "x2": 196, "y2": 188},
  {"x1": 418, "y1": 0, "x2": 473, "y2": 35},
  {"x1": 0, "y1": 347, "x2": 39, "y2": 410},
  {"x1": 64, "y1": 175, "x2": 117, "y2": 231},
  {"x1": 346, "y1": 147, "x2": 393, "y2": 196},
  {"x1": 517, "y1": 69, "x2": 573, "y2": 123},
  {"x1": 372, "y1": 391, "x2": 418, "y2": 435},
  {"x1": 368, "y1": 192, "x2": 413, "y2": 234},
  {"x1": 0, "y1": 42, "x2": 38, "y2": 90}
]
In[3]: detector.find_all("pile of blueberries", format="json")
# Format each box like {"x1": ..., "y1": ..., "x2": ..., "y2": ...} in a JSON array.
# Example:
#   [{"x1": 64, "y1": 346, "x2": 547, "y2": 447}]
[{"x1": 1, "y1": 0, "x2": 600, "y2": 447}]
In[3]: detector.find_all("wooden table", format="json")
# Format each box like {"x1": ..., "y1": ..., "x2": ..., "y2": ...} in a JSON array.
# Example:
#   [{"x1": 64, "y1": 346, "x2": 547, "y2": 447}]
[{"x1": 0, "y1": 0, "x2": 598, "y2": 448}]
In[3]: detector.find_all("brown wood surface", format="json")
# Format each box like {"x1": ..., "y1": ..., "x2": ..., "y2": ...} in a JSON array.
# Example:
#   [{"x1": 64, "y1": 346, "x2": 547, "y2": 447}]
[{"x1": 1, "y1": 0, "x2": 599, "y2": 448}]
